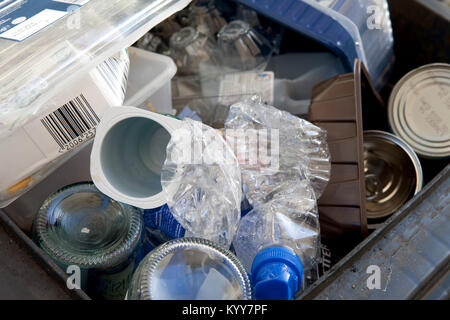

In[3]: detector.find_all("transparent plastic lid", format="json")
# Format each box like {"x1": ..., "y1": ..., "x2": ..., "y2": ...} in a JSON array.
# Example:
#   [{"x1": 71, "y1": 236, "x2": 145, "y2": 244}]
[
  {"x1": 0, "y1": 0, "x2": 191, "y2": 138},
  {"x1": 127, "y1": 238, "x2": 252, "y2": 300}
]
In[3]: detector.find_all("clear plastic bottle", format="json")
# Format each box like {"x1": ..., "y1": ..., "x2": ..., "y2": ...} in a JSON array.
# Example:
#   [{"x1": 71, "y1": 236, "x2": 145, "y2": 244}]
[
  {"x1": 233, "y1": 181, "x2": 321, "y2": 300},
  {"x1": 127, "y1": 237, "x2": 252, "y2": 300},
  {"x1": 32, "y1": 182, "x2": 144, "y2": 300}
]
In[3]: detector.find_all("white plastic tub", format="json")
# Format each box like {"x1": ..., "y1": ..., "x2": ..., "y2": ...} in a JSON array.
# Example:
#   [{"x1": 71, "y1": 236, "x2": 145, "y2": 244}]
[{"x1": 124, "y1": 47, "x2": 177, "y2": 115}]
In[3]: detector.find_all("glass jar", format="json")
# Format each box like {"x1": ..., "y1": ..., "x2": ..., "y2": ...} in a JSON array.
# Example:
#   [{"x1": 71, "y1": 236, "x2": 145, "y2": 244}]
[
  {"x1": 32, "y1": 182, "x2": 144, "y2": 300},
  {"x1": 127, "y1": 237, "x2": 252, "y2": 300}
]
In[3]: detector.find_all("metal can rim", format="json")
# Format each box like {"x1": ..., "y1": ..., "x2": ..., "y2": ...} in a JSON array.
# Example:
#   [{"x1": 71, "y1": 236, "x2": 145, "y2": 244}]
[
  {"x1": 388, "y1": 63, "x2": 450, "y2": 159},
  {"x1": 363, "y1": 130, "x2": 424, "y2": 220}
]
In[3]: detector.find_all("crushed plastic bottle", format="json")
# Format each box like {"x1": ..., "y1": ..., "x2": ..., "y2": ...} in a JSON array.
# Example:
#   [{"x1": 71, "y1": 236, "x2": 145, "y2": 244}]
[
  {"x1": 233, "y1": 181, "x2": 321, "y2": 300},
  {"x1": 225, "y1": 96, "x2": 330, "y2": 300},
  {"x1": 224, "y1": 96, "x2": 331, "y2": 202}
]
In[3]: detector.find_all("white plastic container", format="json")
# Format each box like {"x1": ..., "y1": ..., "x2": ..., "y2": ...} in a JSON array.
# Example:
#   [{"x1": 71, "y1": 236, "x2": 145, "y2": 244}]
[
  {"x1": 0, "y1": 0, "x2": 191, "y2": 136},
  {"x1": 0, "y1": 0, "x2": 192, "y2": 207},
  {"x1": 124, "y1": 47, "x2": 177, "y2": 115},
  {"x1": 0, "y1": 50, "x2": 130, "y2": 208},
  {"x1": 90, "y1": 106, "x2": 181, "y2": 209}
]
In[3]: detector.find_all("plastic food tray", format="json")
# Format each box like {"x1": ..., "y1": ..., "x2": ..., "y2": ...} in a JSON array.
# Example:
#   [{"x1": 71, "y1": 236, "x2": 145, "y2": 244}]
[{"x1": 232, "y1": 0, "x2": 395, "y2": 91}]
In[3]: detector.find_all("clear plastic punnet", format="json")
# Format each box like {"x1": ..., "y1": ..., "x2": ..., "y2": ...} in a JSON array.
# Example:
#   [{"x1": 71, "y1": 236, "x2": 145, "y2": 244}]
[
  {"x1": 0, "y1": 0, "x2": 191, "y2": 136},
  {"x1": 161, "y1": 118, "x2": 242, "y2": 248},
  {"x1": 224, "y1": 96, "x2": 331, "y2": 203}
]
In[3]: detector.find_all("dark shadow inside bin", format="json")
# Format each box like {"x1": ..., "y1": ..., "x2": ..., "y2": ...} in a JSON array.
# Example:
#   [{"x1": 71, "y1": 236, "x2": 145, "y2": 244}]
[{"x1": 100, "y1": 117, "x2": 171, "y2": 199}]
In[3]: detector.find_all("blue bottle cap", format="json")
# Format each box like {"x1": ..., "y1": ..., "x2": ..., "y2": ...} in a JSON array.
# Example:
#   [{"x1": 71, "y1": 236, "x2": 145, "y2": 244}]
[{"x1": 251, "y1": 246, "x2": 303, "y2": 300}]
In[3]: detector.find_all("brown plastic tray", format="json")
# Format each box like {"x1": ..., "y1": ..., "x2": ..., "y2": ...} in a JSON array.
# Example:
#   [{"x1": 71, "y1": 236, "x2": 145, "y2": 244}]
[{"x1": 307, "y1": 60, "x2": 386, "y2": 258}]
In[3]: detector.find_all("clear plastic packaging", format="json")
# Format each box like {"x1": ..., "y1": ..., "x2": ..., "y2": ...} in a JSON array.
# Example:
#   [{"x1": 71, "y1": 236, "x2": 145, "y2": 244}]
[
  {"x1": 233, "y1": 180, "x2": 320, "y2": 271},
  {"x1": 187, "y1": 0, "x2": 228, "y2": 37},
  {"x1": 217, "y1": 20, "x2": 273, "y2": 72},
  {"x1": 233, "y1": 0, "x2": 395, "y2": 91},
  {"x1": 224, "y1": 96, "x2": 331, "y2": 202},
  {"x1": 161, "y1": 118, "x2": 242, "y2": 248},
  {"x1": 169, "y1": 26, "x2": 220, "y2": 75},
  {"x1": 225, "y1": 97, "x2": 328, "y2": 299},
  {"x1": 0, "y1": 0, "x2": 192, "y2": 137},
  {"x1": 124, "y1": 47, "x2": 177, "y2": 115},
  {"x1": 232, "y1": 182, "x2": 322, "y2": 298},
  {"x1": 135, "y1": 33, "x2": 169, "y2": 54},
  {"x1": 171, "y1": 70, "x2": 274, "y2": 128},
  {"x1": 0, "y1": 49, "x2": 130, "y2": 208}
]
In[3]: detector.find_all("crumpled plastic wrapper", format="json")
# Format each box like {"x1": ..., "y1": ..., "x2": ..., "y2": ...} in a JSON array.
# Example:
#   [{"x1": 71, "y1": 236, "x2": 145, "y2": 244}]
[
  {"x1": 233, "y1": 179, "x2": 321, "y2": 282},
  {"x1": 224, "y1": 96, "x2": 331, "y2": 205},
  {"x1": 161, "y1": 118, "x2": 242, "y2": 248}
]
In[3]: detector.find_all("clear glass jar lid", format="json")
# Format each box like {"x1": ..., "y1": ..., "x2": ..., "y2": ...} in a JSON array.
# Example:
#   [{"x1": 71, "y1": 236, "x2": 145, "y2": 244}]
[
  {"x1": 33, "y1": 182, "x2": 143, "y2": 269},
  {"x1": 127, "y1": 238, "x2": 252, "y2": 300},
  {"x1": 218, "y1": 20, "x2": 251, "y2": 41}
]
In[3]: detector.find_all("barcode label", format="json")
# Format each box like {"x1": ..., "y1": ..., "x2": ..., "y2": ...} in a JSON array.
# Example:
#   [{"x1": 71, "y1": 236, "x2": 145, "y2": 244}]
[
  {"x1": 40, "y1": 93, "x2": 99, "y2": 150},
  {"x1": 20, "y1": 50, "x2": 128, "y2": 162}
]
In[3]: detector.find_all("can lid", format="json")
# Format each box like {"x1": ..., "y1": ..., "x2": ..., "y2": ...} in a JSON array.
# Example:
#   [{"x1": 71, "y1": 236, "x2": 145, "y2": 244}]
[
  {"x1": 363, "y1": 131, "x2": 423, "y2": 219},
  {"x1": 388, "y1": 63, "x2": 450, "y2": 159},
  {"x1": 251, "y1": 246, "x2": 303, "y2": 300}
]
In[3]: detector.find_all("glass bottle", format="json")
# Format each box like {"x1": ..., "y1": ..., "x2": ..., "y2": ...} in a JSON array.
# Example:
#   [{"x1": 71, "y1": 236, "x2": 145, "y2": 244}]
[
  {"x1": 32, "y1": 182, "x2": 144, "y2": 300},
  {"x1": 127, "y1": 237, "x2": 252, "y2": 300}
]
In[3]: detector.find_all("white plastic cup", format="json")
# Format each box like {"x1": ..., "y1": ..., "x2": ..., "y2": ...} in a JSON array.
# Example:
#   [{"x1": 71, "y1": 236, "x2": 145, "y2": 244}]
[{"x1": 90, "y1": 106, "x2": 180, "y2": 209}]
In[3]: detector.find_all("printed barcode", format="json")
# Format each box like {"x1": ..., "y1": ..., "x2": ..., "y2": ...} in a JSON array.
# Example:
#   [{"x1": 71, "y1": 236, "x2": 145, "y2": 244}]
[{"x1": 41, "y1": 94, "x2": 99, "y2": 149}]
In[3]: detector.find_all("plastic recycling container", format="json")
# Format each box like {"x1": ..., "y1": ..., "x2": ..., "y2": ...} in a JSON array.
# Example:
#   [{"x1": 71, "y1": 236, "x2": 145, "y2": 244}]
[{"x1": 0, "y1": 0, "x2": 449, "y2": 300}]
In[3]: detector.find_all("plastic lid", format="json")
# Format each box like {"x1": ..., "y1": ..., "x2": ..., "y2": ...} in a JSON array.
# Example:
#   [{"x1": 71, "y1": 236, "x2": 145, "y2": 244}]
[
  {"x1": 0, "y1": 0, "x2": 191, "y2": 138},
  {"x1": 33, "y1": 182, "x2": 143, "y2": 269},
  {"x1": 251, "y1": 246, "x2": 303, "y2": 300},
  {"x1": 389, "y1": 63, "x2": 450, "y2": 159},
  {"x1": 127, "y1": 238, "x2": 252, "y2": 300}
]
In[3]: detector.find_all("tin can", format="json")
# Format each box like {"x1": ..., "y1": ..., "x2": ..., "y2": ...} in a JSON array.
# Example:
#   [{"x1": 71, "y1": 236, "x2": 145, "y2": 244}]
[
  {"x1": 363, "y1": 131, "x2": 423, "y2": 226},
  {"x1": 388, "y1": 63, "x2": 450, "y2": 159}
]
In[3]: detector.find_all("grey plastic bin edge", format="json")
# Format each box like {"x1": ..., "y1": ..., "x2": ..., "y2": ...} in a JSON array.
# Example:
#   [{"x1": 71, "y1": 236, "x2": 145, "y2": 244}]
[
  {"x1": 298, "y1": 164, "x2": 450, "y2": 300},
  {"x1": 0, "y1": 209, "x2": 90, "y2": 300}
]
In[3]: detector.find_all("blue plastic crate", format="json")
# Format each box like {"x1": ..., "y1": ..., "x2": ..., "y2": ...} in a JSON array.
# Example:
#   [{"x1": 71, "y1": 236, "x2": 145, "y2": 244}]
[{"x1": 232, "y1": 0, "x2": 395, "y2": 90}]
